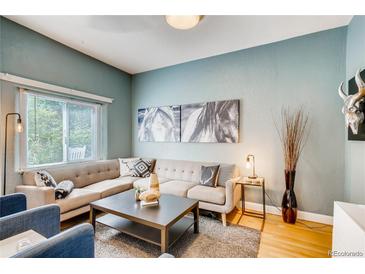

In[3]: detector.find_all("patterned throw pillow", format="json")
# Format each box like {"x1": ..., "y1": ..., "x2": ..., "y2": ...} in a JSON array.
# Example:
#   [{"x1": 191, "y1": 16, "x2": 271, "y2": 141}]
[
  {"x1": 146, "y1": 158, "x2": 156, "y2": 173},
  {"x1": 199, "y1": 165, "x2": 220, "y2": 187},
  {"x1": 34, "y1": 170, "x2": 57, "y2": 188},
  {"x1": 55, "y1": 180, "x2": 74, "y2": 199},
  {"x1": 131, "y1": 159, "x2": 153, "y2": 178},
  {"x1": 119, "y1": 157, "x2": 140, "y2": 177}
]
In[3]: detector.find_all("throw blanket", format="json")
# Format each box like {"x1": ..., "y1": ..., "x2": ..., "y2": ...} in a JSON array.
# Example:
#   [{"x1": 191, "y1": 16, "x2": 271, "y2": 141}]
[{"x1": 55, "y1": 180, "x2": 74, "y2": 199}]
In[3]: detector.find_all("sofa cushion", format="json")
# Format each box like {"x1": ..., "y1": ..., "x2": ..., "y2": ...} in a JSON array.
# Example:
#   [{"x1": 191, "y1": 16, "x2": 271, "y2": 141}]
[
  {"x1": 217, "y1": 164, "x2": 238, "y2": 187},
  {"x1": 56, "y1": 188, "x2": 100, "y2": 213},
  {"x1": 133, "y1": 177, "x2": 170, "y2": 190},
  {"x1": 83, "y1": 176, "x2": 137, "y2": 198},
  {"x1": 22, "y1": 160, "x2": 120, "y2": 188},
  {"x1": 160, "y1": 180, "x2": 197, "y2": 197},
  {"x1": 154, "y1": 159, "x2": 238, "y2": 186},
  {"x1": 154, "y1": 159, "x2": 203, "y2": 183},
  {"x1": 187, "y1": 185, "x2": 226, "y2": 205}
]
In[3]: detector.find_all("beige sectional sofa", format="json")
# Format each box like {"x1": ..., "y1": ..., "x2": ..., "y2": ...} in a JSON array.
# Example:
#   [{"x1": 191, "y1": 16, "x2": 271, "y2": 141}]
[{"x1": 17, "y1": 158, "x2": 240, "y2": 225}]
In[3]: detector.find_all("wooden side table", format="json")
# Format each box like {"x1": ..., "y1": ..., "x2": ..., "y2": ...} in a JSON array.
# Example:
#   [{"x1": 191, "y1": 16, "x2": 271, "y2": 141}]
[{"x1": 237, "y1": 176, "x2": 266, "y2": 229}]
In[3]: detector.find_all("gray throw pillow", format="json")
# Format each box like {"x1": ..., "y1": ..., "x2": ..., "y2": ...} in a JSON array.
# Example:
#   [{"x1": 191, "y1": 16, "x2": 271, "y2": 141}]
[
  {"x1": 34, "y1": 170, "x2": 57, "y2": 188},
  {"x1": 217, "y1": 164, "x2": 237, "y2": 187},
  {"x1": 200, "y1": 165, "x2": 220, "y2": 187}
]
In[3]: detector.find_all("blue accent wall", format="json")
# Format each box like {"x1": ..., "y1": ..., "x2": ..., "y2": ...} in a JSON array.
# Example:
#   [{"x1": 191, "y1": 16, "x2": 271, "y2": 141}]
[
  {"x1": 345, "y1": 16, "x2": 365, "y2": 205},
  {"x1": 0, "y1": 17, "x2": 132, "y2": 193},
  {"x1": 0, "y1": 17, "x2": 132, "y2": 159},
  {"x1": 132, "y1": 27, "x2": 347, "y2": 215}
]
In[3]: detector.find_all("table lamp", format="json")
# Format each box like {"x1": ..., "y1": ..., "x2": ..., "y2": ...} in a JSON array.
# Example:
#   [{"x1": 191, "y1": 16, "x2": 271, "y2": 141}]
[{"x1": 245, "y1": 154, "x2": 257, "y2": 179}]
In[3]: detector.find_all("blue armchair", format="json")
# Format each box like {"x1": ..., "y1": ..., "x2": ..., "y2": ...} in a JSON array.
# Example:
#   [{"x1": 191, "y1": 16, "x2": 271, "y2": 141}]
[
  {"x1": 0, "y1": 193, "x2": 95, "y2": 258},
  {"x1": 0, "y1": 193, "x2": 26, "y2": 217}
]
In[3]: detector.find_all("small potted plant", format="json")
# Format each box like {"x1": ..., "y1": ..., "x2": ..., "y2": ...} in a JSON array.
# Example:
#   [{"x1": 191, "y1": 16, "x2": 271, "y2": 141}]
[{"x1": 134, "y1": 187, "x2": 146, "y2": 201}]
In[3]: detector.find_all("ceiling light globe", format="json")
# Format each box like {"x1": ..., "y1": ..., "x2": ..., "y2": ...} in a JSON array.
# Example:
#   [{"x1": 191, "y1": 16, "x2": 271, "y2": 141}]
[{"x1": 165, "y1": 15, "x2": 202, "y2": 30}]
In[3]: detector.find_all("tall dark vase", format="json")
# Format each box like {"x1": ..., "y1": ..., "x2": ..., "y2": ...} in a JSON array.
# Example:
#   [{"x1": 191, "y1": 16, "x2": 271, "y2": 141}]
[{"x1": 281, "y1": 170, "x2": 298, "y2": 224}]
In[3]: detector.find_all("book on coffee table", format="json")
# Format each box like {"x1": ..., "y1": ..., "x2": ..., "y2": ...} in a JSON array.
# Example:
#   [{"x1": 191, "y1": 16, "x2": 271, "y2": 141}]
[{"x1": 141, "y1": 200, "x2": 159, "y2": 207}]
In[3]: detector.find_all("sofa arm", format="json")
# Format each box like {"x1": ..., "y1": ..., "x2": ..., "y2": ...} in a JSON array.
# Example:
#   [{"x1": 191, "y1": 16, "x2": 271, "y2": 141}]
[
  {"x1": 0, "y1": 193, "x2": 26, "y2": 217},
  {"x1": 12, "y1": 223, "x2": 94, "y2": 258},
  {"x1": 16, "y1": 185, "x2": 55, "y2": 209},
  {"x1": 0, "y1": 204, "x2": 60, "y2": 240},
  {"x1": 224, "y1": 178, "x2": 241, "y2": 214}
]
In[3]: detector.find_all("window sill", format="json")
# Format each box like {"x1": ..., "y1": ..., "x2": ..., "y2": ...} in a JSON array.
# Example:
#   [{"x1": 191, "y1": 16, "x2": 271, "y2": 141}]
[{"x1": 18, "y1": 159, "x2": 99, "y2": 174}]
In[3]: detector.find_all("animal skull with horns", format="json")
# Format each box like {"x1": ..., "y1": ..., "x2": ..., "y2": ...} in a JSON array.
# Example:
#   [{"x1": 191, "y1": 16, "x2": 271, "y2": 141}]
[{"x1": 339, "y1": 69, "x2": 365, "y2": 134}]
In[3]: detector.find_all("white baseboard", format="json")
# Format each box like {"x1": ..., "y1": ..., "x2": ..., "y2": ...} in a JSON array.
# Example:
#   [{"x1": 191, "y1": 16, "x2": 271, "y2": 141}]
[{"x1": 240, "y1": 201, "x2": 333, "y2": 225}]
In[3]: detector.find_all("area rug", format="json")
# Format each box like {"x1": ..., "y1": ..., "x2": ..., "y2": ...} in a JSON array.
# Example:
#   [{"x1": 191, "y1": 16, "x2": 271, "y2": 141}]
[{"x1": 95, "y1": 216, "x2": 261, "y2": 258}]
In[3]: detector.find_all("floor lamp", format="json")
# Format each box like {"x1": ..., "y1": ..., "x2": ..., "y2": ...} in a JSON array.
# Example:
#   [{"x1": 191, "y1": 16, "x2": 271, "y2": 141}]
[{"x1": 3, "y1": 113, "x2": 23, "y2": 195}]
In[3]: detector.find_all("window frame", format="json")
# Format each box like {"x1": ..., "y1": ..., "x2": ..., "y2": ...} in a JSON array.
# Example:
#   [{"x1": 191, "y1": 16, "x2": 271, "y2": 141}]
[{"x1": 19, "y1": 90, "x2": 103, "y2": 170}]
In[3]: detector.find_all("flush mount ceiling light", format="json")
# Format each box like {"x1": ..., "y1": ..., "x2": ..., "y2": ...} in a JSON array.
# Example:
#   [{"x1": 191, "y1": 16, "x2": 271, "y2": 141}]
[{"x1": 165, "y1": 15, "x2": 203, "y2": 30}]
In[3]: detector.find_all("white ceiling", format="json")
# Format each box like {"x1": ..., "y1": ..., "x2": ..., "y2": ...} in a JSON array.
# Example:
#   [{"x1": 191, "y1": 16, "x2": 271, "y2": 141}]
[{"x1": 6, "y1": 15, "x2": 352, "y2": 74}]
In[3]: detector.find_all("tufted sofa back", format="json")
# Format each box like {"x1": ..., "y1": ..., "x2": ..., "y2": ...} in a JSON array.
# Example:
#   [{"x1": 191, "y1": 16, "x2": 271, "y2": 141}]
[
  {"x1": 154, "y1": 159, "x2": 238, "y2": 187},
  {"x1": 22, "y1": 160, "x2": 120, "y2": 188},
  {"x1": 22, "y1": 158, "x2": 238, "y2": 189}
]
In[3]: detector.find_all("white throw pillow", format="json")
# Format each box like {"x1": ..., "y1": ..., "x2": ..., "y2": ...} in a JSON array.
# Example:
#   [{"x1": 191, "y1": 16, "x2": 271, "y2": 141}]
[
  {"x1": 34, "y1": 170, "x2": 57, "y2": 188},
  {"x1": 118, "y1": 157, "x2": 140, "y2": 177}
]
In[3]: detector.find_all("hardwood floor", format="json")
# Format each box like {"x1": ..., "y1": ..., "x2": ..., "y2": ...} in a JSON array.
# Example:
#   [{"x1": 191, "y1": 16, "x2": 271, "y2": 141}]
[
  {"x1": 62, "y1": 208, "x2": 333, "y2": 258},
  {"x1": 227, "y1": 208, "x2": 333, "y2": 258}
]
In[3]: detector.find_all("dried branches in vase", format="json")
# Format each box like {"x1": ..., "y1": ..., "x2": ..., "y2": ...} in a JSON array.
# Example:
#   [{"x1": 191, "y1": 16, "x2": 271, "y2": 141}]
[{"x1": 275, "y1": 107, "x2": 309, "y2": 224}]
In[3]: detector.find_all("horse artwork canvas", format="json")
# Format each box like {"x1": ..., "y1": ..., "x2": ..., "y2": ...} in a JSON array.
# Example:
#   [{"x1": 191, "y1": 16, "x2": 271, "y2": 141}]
[
  {"x1": 138, "y1": 105, "x2": 181, "y2": 142},
  {"x1": 181, "y1": 99, "x2": 239, "y2": 143}
]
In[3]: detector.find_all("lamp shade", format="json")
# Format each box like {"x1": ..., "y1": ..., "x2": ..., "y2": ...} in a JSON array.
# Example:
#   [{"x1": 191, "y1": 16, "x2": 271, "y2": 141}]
[
  {"x1": 16, "y1": 118, "x2": 23, "y2": 133},
  {"x1": 246, "y1": 154, "x2": 257, "y2": 179}
]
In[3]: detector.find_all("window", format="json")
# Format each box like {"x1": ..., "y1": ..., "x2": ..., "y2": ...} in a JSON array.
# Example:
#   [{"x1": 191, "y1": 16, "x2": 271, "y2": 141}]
[{"x1": 21, "y1": 92, "x2": 102, "y2": 168}]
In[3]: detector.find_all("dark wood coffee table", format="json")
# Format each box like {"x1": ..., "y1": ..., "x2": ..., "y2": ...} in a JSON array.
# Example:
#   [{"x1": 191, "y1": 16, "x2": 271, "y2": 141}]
[{"x1": 90, "y1": 189, "x2": 199, "y2": 253}]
